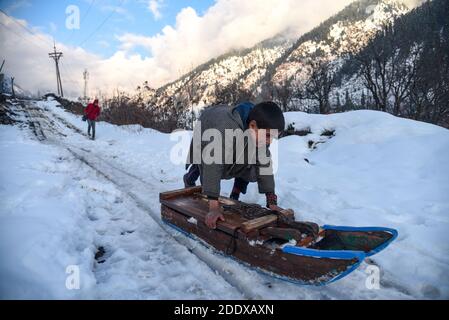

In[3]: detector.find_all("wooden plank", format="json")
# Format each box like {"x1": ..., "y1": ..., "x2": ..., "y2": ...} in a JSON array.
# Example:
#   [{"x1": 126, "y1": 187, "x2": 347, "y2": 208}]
[
  {"x1": 241, "y1": 215, "x2": 278, "y2": 233},
  {"x1": 159, "y1": 186, "x2": 202, "y2": 201},
  {"x1": 161, "y1": 205, "x2": 356, "y2": 283},
  {"x1": 260, "y1": 227, "x2": 304, "y2": 242},
  {"x1": 160, "y1": 196, "x2": 246, "y2": 235},
  {"x1": 278, "y1": 209, "x2": 295, "y2": 220},
  {"x1": 298, "y1": 229, "x2": 326, "y2": 247},
  {"x1": 194, "y1": 192, "x2": 238, "y2": 206}
]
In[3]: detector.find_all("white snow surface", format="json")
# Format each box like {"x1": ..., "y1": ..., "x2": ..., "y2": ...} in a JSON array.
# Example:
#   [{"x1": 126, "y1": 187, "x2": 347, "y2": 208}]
[{"x1": 0, "y1": 99, "x2": 448, "y2": 299}]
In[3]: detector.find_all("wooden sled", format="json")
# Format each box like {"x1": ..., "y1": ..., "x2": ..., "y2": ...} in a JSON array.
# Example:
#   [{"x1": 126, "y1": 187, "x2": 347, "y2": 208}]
[{"x1": 160, "y1": 187, "x2": 398, "y2": 285}]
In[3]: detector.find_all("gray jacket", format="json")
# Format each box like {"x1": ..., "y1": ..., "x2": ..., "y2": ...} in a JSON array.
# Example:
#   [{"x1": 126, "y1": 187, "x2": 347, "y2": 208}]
[{"x1": 187, "y1": 104, "x2": 275, "y2": 198}]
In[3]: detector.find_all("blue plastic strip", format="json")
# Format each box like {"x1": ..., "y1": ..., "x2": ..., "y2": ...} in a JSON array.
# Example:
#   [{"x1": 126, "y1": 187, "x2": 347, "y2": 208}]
[
  {"x1": 163, "y1": 220, "x2": 195, "y2": 239},
  {"x1": 281, "y1": 246, "x2": 366, "y2": 285},
  {"x1": 282, "y1": 245, "x2": 366, "y2": 260},
  {"x1": 322, "y1": 225, "x2": 399, "y2": 257}
]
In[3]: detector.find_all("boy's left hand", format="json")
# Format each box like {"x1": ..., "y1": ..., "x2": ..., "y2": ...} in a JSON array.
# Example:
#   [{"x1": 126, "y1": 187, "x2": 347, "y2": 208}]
[
  {"x1": 269, "y1": 204, "x2": 283, "y2": 212},
  {"x1": 269, "y1": 205, "x2": 295, "y2": 219}
]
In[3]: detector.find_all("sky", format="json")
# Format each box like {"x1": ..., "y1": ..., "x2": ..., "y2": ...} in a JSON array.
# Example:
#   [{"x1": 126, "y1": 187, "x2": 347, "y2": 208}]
[{"x1": 0, "y1": 0, "x2": 423, "y2": 99}]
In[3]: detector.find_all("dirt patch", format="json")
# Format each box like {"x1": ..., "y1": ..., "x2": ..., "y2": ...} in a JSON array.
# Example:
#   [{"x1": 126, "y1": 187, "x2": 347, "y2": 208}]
[
  {"x1": 0, "y1": 101, "x2": 17, "y2": 125},
  {"x1": 321, "y1": 129, "x2": 335, "y2": 137},
  {"x1": 95, "y1": 246, "x2": 106, "y2": 264},
  {"x1": 280, "y1": 125, "x2": 312, "y2": 138}
]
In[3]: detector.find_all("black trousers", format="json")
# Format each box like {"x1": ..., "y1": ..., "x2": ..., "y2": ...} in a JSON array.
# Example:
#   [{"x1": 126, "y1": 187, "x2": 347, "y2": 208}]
[{"x1": 184, "y1": 164, "x2": 250, "y2": 200}]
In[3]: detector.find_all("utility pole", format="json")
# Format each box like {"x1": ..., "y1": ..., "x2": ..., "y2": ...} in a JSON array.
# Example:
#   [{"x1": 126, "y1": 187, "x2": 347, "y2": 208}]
[
  {"x1": 83, "y1": 69, "x2": 89, "y2": 104},
  {"x1": 11, "y1": 77, "x2": 15, "y2": 98},
  {"x1": 48, "y1": 42, "x2": 64, "y2": 97},
  {"x1": 0, "y1": 60, "x2": 5, "y2": 73}
]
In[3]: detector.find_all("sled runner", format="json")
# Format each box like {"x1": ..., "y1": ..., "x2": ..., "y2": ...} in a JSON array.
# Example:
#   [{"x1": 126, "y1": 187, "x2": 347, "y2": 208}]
[{"x1": 160, "y1": 187, "x2": 398, "y2": 285}]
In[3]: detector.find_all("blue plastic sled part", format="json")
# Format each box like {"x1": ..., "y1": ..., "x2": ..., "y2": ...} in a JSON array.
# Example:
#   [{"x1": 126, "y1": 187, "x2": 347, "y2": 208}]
[
  {"x1": 281, "y1": 246, "x2": 366, "y2": 285},
  {"x1": 163, "y1": 220, "x2": 398, "y2": 286},
  {"x1": 322, "y1": 225, "x2": 399, "y2": 257},
  {"x1": 164, "y1": 220, "x2": 363, "y2": 286}
]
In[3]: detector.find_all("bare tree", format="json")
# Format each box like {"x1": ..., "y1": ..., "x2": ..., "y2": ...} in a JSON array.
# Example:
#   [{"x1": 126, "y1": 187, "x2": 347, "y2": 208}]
[
  {"x1": 11, "y1": 77, "x2": 15, "y2": 98},
  {"x1": 389, "y1": 45, "x2": 421, "y2": 116},
  {"x1": 214, "y1": 81, "x2": 253, "y2": 106},
  {"x1": 407, "y1": 42, "x2": 449, "y2": 125},
  {"x1": 356, "y1": 25, "x2": 396, "y2": 112},
  {"x1": 184, "y1": 76, "x2": 199, "y2": 129},
  {"x1": 272, "y1": 76, "x2": 294, "y2": 112},
  {"x1": 300, "y1": 58, "x2": 336, "y2": 114}
]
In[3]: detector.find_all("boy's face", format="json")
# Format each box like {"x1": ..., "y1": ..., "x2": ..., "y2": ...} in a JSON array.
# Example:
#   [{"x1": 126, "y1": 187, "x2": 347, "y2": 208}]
[{"x1": 249, "y1": 120, "x2": 278, "y2": 147}]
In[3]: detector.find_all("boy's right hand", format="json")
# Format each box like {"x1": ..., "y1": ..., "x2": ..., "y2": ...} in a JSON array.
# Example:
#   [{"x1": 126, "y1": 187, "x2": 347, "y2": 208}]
[{"x1": 206, "y1": 200, "x2": 225, "y2": 229}]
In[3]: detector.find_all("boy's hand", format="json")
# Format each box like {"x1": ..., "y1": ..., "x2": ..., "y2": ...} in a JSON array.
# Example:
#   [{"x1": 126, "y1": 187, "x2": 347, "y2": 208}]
[
  {"x1": 269, "y1": 205, "x2": 295, "y2": 219},
  {"x1": 206, "y1": 200, "x2": 225, "y2": 229},
  {"x1": 269, "y1": 204, "x2": 283, "y2": 212}
]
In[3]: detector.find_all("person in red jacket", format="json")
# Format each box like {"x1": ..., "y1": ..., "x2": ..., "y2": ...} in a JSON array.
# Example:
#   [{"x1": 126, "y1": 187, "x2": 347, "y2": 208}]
[{"x1": 84, "y1": 99, "x2": 101, "y2": 140}]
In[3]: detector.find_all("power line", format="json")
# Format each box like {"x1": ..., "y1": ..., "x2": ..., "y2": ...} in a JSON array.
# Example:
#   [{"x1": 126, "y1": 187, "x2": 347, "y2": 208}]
[
  {"x1": 0, "y1": 9, "x2": 53, "y2": 47},
  {"x1": 0, "y1": 20, "x2": 30, "y2": 43},
  {"x1": 78, "y1": 0, "x2": 124, "y2": 47},
  {"x1": 1, "y1": 3, "x2": 123, "y2": 98},
  {"x1": 81, "y1": 0, "x2": 96, "y2": 25},
  {"x1": 60, "y1": 60, "x2": 84, "y2": 95},
  {"x1": 0, "y1": 20, "x2": 53, "y2": 54},
  {"x1": 1, "y1": 11, "x2": 88, "y2": 98}
]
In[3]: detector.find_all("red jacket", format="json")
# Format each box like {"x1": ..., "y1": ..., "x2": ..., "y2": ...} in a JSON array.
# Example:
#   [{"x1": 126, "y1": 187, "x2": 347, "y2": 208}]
[{"x1": 85, "y1": 103, "x2": 101, "y2": 120}]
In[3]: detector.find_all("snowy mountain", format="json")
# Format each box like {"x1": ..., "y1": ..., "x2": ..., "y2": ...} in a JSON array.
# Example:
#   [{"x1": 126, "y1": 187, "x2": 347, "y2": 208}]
[
  {"x1": 1, "y1": 97, "x2": 448, "y2": 299},
  {"x1": 332, "y1": 0, "x2": 449, "y2": 127},
  {"x1": 145, "y1": 36, "x2": 292, "y2": 112},
  {"x1": 139, "y1": 0, "x2": 410, "y2": 117},
  {"x1": 263, "y1": 0, "x2": 408, "y2": 88}
]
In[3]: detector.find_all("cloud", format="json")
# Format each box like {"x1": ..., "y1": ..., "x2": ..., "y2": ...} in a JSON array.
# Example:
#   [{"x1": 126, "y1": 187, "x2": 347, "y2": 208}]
[
  {"x1": 2, "y1": 0, "x2": 371, "y2": 98},
  {"x1": 0, "y1": 11, "x2": 157, "y2": 99},
  {"x1": 0, "y1": 12, "x2": 90, "y2": 98},
  {"x1": 101, "y1": 5, "x2": 134, "y2": 22},
  {"x1": 97, "y1": 40, "x2": 110, "y2": 48},
  {"x1": 148, "y1": 0, "x2": 163, "y2": 20},
  {"x1": 119, "y1": 0, "x2": 355, "y2": 85},
  {"x1": 401, "y1": 0, "x2": 425, "y2": 9}
]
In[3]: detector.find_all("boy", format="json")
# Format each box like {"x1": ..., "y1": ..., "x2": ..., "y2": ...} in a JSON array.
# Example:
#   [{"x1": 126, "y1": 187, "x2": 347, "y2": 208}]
[{"x1": 184, "y1": 101, "x2": 288, "y2": 229}]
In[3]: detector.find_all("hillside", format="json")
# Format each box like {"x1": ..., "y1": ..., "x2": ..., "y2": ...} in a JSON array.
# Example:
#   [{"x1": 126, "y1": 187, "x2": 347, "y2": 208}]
[
  {"x1": 262, "y1": 0, "x2": 408, "y2": 86},
  {"x1": 145, "y1": 36, "x2": 292, "y2": 114},
  {"x1": 138, "y1": 0, "x2": 410, "y2": 119},
  {"x1": 333, "y1": 0, "x2": 449, "y2": 127}
]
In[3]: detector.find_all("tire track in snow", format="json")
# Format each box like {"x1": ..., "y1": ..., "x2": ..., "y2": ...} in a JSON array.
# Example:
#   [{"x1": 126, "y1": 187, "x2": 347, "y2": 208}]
[
  {"x1": 16, "y1": 99, "x2": 261, "y2": 300},
  {"x1": 65, "y1": 147, "x2": 263, "y2": 299},
  {"x1": 13, "y1": 99, "x2": 415, "y2": 300}
]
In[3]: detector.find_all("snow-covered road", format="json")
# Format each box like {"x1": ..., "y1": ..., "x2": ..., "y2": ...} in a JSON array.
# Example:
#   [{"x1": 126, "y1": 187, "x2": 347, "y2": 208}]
[{"x1": 1, "y1": 98, "x2": 448, "y2": 299}]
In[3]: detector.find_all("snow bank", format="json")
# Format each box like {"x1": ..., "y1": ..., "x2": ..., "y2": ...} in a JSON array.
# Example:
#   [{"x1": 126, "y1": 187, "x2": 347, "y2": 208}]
[
  {"x1": 2, "y1": 100, "x2": 448, "y2": 299},
  {"x1": 0, "y1": 102, "x2": 240, "y2": 300},
  {"x1": 266, "y1": 111, "x2": 449, "y2": 298},
  {"x1": 0, "y1": 125, "x2": 97, "y2": 299}
]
